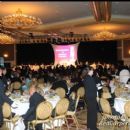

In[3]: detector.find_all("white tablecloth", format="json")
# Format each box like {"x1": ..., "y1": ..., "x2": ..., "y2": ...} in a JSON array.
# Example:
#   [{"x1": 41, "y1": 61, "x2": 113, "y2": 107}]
[
  {"x1": 9, "y1": 93, "x2": 61, "y2": 130},
  {"x1": 114, "y1": 95, "x2": 130, "y2": 114},
  {"x1": 44, "y1": 94, "x2": 60, "y2": 108},
  {"x1": 9, "y1": 95, "x2": 29, "y2": 130},
  {"x1": 10, "y1": 95, "x2": 30, "y2": 116}
]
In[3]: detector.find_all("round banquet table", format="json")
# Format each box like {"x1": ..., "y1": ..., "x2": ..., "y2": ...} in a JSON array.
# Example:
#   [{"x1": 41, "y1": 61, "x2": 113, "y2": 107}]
[
  {"x1": 114, "y1": 93, "x2": 130, "y2": 114},
  {"x1": 9, "y1": 93, "x2": 62, "y2": 130}
]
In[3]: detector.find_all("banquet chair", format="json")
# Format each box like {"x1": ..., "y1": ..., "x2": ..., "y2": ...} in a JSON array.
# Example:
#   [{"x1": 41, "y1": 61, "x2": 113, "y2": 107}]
[
  {"x1": 102, "y1": 86, "x2": 109, "y2": 92},
  {"x1": 114, "y1": 87, "x2": 124, "y2": 97},
  {"x1": 37, "y1": 82, "x2": 45, "y2": 90},
  {"x1": 28, "y1": 101, "x2": 54, "y2": 130},
  {"x1": 102, "y1": 87, "x2": 112, "y2": 99},
  {"x1": 124, "y1": 101, "x2": 130, "y2": 128},
  {"x1": 77, "y1": 87, "x2": 86, "y2": 109},
  {"x1": 55, "y1": 88, "x2": 66, "y2": 98},
  {"x1": 53, "y1": 98, "x2": 69, "y2": 130},
  {"x1": 99, "y1": 98, "x2": 121, "y2": 127},
  {"x1": 102, "y1": 92, "x2": 112, "y2": 99},
  {"x1": 11, "y1": 81, "x2": 22, "y2": 93},
  {"x1": 2, "y1": 102, "x2": 20, "y2": 130},
  {"x1": 66, "y1": 95, "x2": 80, "y2": 130},
  {"x1": 77, "y1": 87, "x2": 85, "y2": 98}
]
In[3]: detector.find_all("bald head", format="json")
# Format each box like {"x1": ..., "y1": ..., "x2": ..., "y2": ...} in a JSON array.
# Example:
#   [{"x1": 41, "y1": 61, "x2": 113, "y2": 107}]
[{"x1": 29, "y1": 81, "x2": 37, "y2": 96}]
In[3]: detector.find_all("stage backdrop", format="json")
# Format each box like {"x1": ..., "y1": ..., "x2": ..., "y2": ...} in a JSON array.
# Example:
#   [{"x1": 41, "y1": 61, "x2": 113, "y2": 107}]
[
  {"x1": 16, "y1": 44, "x2": 54, "y2": 65},
  {"x1": 51, "y1": 43, "x2": 79, "y2": 66},
  {"x1": 78, "y1": 41, "x2": 117, "y2": 64}
]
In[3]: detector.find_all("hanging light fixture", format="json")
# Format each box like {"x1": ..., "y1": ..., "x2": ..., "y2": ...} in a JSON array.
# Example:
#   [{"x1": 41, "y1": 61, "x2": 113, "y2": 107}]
[
  {"x1": 1, "y1": 8, "x2": 42, "y2": 29},
  {"x1": 0, "y1": 19, "x2": 15, "y2": 44},
  {"x1": 0, "y1": 33, "x2": 15, "y2": 44},
  {"x1": 91, "y1": 28, "x2": 117, "y2": 40}
]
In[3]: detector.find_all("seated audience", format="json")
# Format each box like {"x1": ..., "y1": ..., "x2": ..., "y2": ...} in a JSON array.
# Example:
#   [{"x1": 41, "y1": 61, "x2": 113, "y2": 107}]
[
  {"x1": 22, "y1": 81, "x2": 45, "y2": 130},
  {"x1": 51, "y1": 74, "x2": 68, "y2": 94},
  {"x1": 0, "y1": 87, "x2": 13, "y2": 127}
]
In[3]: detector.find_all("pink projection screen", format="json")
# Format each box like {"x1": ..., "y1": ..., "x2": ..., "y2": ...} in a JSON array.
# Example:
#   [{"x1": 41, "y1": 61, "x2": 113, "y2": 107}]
[{"x1": 52, "y1": 43, "x2": 79, "y2": 66}]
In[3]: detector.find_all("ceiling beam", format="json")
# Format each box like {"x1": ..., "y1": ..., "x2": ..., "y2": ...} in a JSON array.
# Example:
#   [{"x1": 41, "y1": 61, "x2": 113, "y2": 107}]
[
  {"x1": 19, "y1": 16, "x2": 96, "y2": 32},
  {"x1": 100, "y1": 1, "x2": 112, "y2": 22},
  {"x1": 89, "y1": 1, "x2": 102, "y2": 22},
  {"x1": 89, "y1": 1, "x2": 112, "y2": 22}
]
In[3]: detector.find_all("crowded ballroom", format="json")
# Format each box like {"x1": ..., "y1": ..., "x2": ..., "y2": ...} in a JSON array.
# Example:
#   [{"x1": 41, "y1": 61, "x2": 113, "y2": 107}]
[{"x1": 1, "y1": 1, "x2": 130, "y2": 130}]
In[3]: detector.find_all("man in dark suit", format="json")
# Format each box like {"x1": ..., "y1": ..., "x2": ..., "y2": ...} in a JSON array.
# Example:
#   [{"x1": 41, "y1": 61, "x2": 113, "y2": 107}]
[
  {"x1": 0, "y1": 66, "x2": 6, "y2": 92},
  {"x1": 1, "y1": 67, "x2": 8, "y2": 91},
  {"x1": 82, "y1": 66, "x2": 99, "y2": 130},
  {"x1": 22, "y1": 81, "x2": 45, "y2": 130},
  {"x1": 0, "y1": 87, "x2": 13, "y2": 127},
  {"x1": 0, "y1": 66, "x2": 14, "y2": 127}
]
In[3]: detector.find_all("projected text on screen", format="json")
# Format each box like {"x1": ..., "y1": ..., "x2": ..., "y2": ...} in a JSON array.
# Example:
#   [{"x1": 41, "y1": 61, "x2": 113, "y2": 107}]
[{"x1": 52, "y1": 44, "x2": 79, "y2": 66}]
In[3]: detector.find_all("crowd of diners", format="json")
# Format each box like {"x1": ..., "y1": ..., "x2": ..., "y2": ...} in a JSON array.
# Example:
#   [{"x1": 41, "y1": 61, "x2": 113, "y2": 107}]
[{"x1": 0, "y1": 61, "x2": 130, "y2": 129}]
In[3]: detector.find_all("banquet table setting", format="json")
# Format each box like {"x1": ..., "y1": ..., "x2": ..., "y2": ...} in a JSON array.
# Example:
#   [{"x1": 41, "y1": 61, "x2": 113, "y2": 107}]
[
  {"x1": 8, "y1": 90, "x2": 62, "y2": 130},
  {"x1": 114, "y1": 91, "x2": 130, "y2": 114}
]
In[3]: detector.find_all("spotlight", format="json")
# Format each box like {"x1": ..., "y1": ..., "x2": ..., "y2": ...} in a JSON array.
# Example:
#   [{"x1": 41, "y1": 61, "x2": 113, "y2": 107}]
[{"x1": 3, "y1": 53, "x2": 8, "y2": 58}]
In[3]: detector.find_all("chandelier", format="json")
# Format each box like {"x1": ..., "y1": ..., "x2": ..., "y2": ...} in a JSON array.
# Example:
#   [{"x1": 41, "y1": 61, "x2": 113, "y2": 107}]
[
  {"x1": 0, "y1": 33, "x2": 15, "y2": 44},
  {"x1": 0, "y1": 19, "x2": 15, "y2": 44},
  {"x1": 91, "y1": 29, "x2": 117, "y2": 40},
  {"x1": 1, "y1": 8, "x2": 42, "y2": 29}
]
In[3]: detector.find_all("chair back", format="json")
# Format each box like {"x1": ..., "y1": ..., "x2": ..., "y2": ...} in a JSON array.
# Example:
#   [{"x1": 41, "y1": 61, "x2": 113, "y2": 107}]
[
  {"x1": 12, "y1": 81, "x2": 21, "y2": 90},
  {"x1": 55, "y1": 87, "x2": 66, "y2": 98},
  {"x1": 69, "y1": 93, "x2": 80, "y2": 112},
  {"x1": 74, "y1": 95, "x2": 80, "y2": 112},
  {"x1": 102, "y1": 92, "x2": 112, "y2": 99},
  {"x1": 102, "y1": 87, "x2": 109, "y2": 93},
  {"x1": 2, "y1": 102, "x2": 12, "y2": 118},
  {"x1": 77, "y1": 87, "x2": 85, "y2": 98},
  {"x1": 124, "y1": 101, "x2": 130, "y2": 118},
  {"x1": 114, "y1": 87, "x2": 124, "y2": 97},
  {"x1": 37, "y1": 83, "x2": 44, "y2": 89},
  {"x1": 99, "y1": 98, "x2": 112, "y2": 115},
  {"x1": 55, "y1": 98, "x2": 69, "y2": 116},
  {"x1": 36, "y1": 101, "x2": 53, "y2": 120}
]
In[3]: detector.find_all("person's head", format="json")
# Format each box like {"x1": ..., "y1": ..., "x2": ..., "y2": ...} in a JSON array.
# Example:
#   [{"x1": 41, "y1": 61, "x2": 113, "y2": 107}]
[
  {"x1": 81, "y1": 66, "x2": 94, "y2": 78},
  {"x1": 63, "y1": 75, "x2": 71, "y2": 84},
  {"x1": 2, "y1": 67, "x2": 7, "y2": 75},
  {"x1": 88, "y1": 67, "x2": 94, "y2": 76},
  {"x1": 32, "y1": 76, "x2": 37, "y2": 82},
  {"x1": 29, "y1": 81, "x2": 37, "y2": 96}
]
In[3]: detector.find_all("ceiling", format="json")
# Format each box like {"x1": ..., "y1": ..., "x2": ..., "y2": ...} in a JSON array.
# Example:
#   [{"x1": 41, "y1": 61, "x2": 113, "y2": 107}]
[{"x1": 1, "y1": 1, "x2": 130, "y2": 39}]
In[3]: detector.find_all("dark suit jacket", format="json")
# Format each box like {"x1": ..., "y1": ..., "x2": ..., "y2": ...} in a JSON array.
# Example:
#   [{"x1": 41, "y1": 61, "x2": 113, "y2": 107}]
[
  {"x1": 0, "y1": 87, "x2": 13, "y2": 106},
  {"x1": 22, "y1": 92, "x2": 45, "y2": 121},
  {"x1": 0, "y1": 76, "x2": 5, "y2": 92},
  {"x1": 0, "y1": 87, "x2": 13, "y2": 123},
  {"x1": 83, "y1": 75, "x2": 97, "y2": 99},
  {"x1": 69, "y1": 81, "x2": 84, "y2": 96},
  {"x1": 51, "y1": 80, "x2": 68, "y2": 94}
]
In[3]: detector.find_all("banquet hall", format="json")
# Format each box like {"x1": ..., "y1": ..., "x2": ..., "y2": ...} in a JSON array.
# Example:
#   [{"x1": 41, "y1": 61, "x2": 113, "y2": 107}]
[{"x1": 1, "y1": 1, "x2": 130, "y2": 130}]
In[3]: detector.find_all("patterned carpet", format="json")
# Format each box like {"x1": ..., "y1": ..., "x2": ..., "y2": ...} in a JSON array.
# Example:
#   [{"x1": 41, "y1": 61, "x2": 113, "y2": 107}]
[
  {"x1": 1, "y1": 109, "x2": 130, "y2": 130},
  {"x1": 62, "y1": 109, "x2": 130, "y2": 130}
]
